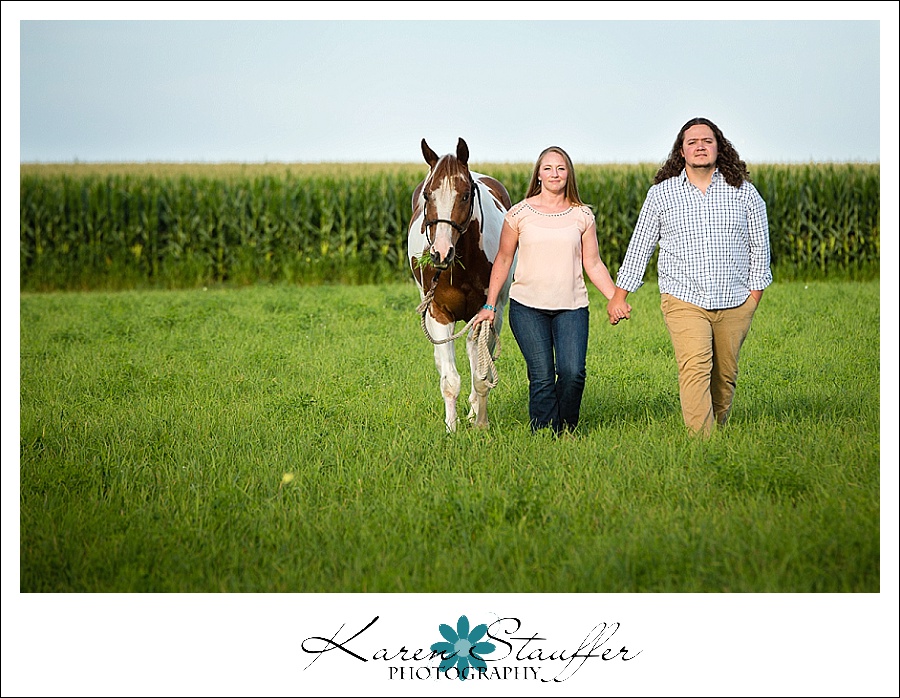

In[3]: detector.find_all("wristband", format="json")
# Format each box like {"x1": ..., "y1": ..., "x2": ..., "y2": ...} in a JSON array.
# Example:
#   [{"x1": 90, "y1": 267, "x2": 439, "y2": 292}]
[{"x1": 482, "y1": 304, "x2": 496, "y2": 312}]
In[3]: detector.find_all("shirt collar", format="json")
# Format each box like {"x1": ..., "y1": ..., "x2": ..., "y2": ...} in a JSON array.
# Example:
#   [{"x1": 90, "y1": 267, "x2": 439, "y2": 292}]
[{"x1": 679, "y1": 167, "x2": 722, "y2": 188}]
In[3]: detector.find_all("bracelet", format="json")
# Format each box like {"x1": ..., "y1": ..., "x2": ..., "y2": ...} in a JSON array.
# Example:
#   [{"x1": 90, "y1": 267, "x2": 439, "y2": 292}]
[{"x1": 482, "y1": 304, "x2": 496, "y2": 312}]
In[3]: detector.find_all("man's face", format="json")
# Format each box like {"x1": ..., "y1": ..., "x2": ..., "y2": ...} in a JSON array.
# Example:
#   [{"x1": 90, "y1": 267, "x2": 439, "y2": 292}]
[{"x1": 681, "y1": 124, "x2": 718, "y2": 170}]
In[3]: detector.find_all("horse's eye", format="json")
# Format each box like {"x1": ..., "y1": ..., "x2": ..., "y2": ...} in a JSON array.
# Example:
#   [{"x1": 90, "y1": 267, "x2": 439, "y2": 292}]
[{"x1": 462, "y1": 192, "x2": 470, "y2": 202}]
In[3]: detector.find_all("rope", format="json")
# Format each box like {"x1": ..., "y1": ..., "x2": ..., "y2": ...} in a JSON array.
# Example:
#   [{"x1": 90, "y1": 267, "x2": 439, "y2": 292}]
[
  {"x1": 471, "y1": 318, "x2": 500, "y2": 389},
  {"x1": 416, "y1": 282, "x2": 501, "y2": 389}
]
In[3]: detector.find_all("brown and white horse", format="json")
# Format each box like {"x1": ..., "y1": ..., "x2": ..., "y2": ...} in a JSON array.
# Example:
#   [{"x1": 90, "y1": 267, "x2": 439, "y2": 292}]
[{"x1": 407, "y1": 138, "x2": 515, "y2": 431}]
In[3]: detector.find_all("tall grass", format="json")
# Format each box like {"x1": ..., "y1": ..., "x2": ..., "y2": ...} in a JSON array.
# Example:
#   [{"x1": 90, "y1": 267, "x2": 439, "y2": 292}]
[{"x1": 18, "y1": 279, "x2": 880, "y2": 592}]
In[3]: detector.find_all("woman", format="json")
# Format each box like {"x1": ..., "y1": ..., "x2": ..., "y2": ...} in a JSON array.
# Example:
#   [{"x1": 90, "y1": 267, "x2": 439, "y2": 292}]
[{"x1": 474, "y1": 146, "x2": 629, "y2": 435}]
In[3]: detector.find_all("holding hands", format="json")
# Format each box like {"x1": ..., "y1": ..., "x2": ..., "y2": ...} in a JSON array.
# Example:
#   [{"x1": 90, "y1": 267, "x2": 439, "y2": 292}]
[{"x1": 606, "y1": 294, "x2": 632, "y2": 326}]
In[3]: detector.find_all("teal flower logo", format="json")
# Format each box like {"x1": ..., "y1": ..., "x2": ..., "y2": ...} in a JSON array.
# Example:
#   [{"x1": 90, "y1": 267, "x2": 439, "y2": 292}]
[{"x1": 430, "y1": 615, "x2": 495, "y2": 681}]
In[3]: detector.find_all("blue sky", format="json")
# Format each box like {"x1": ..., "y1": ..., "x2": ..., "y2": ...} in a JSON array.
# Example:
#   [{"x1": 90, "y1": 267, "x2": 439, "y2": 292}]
[{"x1": 6, "y1": 5, "x2": 897, "y2": 165}]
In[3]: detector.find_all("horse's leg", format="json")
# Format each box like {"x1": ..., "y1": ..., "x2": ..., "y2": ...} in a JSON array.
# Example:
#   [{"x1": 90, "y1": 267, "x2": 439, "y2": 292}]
[{"x1": 427, "y1": 314, "x2": 460, "y2": 432}]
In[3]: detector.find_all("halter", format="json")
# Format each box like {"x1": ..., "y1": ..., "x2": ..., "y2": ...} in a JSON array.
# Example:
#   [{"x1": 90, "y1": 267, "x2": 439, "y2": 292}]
[{"x1": 422, "y1": 176, "x2": 483, "y2": 249}]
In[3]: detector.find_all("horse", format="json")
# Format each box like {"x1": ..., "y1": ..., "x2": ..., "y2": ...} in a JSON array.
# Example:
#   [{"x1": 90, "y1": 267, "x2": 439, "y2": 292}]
[{"x1": 407, "y1": 137, "x2": 515, "y2": 432}]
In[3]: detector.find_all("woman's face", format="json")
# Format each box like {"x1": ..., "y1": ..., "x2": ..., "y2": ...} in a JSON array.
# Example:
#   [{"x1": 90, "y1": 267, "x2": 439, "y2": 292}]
[{"x1": 538, "y1": 151, "x2": 568, "y2": 193}]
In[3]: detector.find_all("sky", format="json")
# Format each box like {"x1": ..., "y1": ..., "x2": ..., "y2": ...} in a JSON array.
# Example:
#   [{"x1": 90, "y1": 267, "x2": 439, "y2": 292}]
[
  {"x1": 6, "y1": 4, "x2": 898, "y2": 165},
  {"x1": 3, "y1": 4, "x2": 899, "y2": 697}
]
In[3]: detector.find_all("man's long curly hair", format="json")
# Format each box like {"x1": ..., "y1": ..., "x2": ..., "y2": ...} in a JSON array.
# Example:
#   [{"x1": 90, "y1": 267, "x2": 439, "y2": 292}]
[{"x1": 654, "y1": 117, "x2": 751, "y2": 188}]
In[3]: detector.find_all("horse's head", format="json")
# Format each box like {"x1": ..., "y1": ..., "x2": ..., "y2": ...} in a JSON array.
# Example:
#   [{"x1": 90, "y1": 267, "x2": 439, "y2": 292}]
[{"x1": 419, "y1": 137, "x2": 478, "y2": 269}]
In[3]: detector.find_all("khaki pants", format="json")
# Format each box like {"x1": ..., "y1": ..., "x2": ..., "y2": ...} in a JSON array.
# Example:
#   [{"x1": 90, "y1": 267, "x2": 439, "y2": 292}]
[{"x1": 661, "y1": 294, "x2": 758, "y2": 436}]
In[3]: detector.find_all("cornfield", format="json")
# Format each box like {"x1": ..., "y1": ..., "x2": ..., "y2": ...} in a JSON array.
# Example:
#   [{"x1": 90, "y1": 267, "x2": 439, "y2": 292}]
[{"x1": 19, "y1": 162, "x2": 879, "y2": 291}]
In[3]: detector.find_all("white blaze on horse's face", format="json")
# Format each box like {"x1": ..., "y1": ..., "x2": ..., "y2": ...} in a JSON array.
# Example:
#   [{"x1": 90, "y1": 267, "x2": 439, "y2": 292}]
[{"x1": 422, "y1": 165, "x2": 474, "y2": 269}]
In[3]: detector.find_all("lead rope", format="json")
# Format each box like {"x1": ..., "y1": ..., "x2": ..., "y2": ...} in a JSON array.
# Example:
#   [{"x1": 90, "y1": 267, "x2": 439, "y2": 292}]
[{"x1": 416, "y1": 273, "x2": 501, "y2": 389}]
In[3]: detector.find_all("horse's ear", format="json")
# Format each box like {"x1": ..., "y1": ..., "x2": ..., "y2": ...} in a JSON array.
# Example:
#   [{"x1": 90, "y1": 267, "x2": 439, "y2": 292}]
[
  {"x1": 421, "y1": 139, "x2": 439, "y2": 168},
  {"x1": 456, "y1": 138, "x2": 469, "y2": 166}
]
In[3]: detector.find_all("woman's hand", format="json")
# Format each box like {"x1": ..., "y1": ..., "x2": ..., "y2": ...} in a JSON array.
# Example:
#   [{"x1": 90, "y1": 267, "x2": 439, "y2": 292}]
[{"x1": 474, "y1": 305, "x2": 496, "y2": 325}]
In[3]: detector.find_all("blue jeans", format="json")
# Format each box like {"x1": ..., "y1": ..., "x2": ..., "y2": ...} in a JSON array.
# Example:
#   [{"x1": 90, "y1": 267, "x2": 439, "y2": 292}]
[{"x1": 508, "y1": 299, "x2": 589, "y2": 433}]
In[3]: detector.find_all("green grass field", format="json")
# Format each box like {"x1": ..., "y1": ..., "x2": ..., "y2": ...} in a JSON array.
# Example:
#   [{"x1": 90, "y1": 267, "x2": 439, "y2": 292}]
[{"x1": 18, "y1": 279, "x2": 881, "y2": 592}]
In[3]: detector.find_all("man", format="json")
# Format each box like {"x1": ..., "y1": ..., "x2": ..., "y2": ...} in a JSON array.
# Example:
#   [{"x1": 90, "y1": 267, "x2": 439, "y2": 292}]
[{"x1": 606, "y1": 117, "x2": 772, "y2": 437}]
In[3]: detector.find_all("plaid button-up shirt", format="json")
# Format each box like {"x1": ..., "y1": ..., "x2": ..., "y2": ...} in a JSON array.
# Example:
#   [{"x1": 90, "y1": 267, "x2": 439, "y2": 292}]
[{"x1": 616, "y1": 169, "x2": 773, "y2": 309}]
